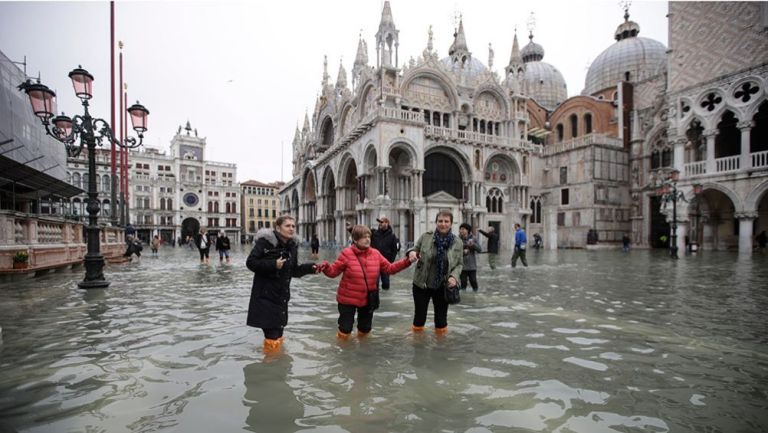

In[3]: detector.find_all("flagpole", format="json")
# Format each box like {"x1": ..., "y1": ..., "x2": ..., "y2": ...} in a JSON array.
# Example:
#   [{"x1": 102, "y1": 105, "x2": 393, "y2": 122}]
[{"x1": 110, "y1": 1, "x2": 118, "y2": 226}]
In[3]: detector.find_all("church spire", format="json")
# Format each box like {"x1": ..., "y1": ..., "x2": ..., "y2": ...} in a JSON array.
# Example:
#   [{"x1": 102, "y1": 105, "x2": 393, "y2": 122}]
[
  {"x1": 375, "y1": 1, "x2": 399, "y2": 68},
  {"x1": 506, "y1": 30, "x2": 523, "y2": 74},
  {"x1": 448, "y1": 18, "x2": 471, "y2": 67},
  {"x1": 321, "y1": 55, "x2": 330, "y2": 88},
  {"x1": 336, "y1": 59, "x2": 348, "y2": 91},
  {"x1": 352, "y1": 34, "x2": 368, "y2": 88}
]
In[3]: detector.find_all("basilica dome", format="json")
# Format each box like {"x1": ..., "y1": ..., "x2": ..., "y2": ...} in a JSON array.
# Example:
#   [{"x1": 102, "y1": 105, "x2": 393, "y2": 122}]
[
  {"x1": 583, "y1": 14, "x2": 667, "y2": 96},
  {"x1": 440, "y1": 56, "x2": 489, "y2": 79},
  {"x1": 520, "y1": 34, "x2": 568, "y2": 110}
]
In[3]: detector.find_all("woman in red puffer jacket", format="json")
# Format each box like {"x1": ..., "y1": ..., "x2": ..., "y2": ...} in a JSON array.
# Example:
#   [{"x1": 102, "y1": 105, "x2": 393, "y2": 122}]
[{"x1": 321, "y1": 225, "x2": 416, "y2": 339}]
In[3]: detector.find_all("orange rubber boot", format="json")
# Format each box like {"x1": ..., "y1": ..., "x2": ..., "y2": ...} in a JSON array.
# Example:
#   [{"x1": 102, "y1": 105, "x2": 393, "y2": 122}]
[
  {"x1": 263, "y1": 338, "x2": 283, "y2": 353},
  {"x1": 411, "y1": 325, "x2": 425, "y2": 333},
  {"x1": 357, "y1": 330, "x2": 370, "y2": 338},
  {"x1": 336, "y1": 330, "x2": 351, "y2": 340},
  {"x1": 435, "y1": 326, "x2": 448, "y2": 335}
]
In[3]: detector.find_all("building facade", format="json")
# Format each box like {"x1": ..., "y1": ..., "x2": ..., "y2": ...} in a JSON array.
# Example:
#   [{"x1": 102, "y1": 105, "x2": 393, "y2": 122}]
[
  {"x1": 280, "y1": 1, "x2": 767, "y2": 252},
  {"x1": 66, "y1": 121, "x2": 242, "y2": 244},
  {"x1": 240, "y1": 180, "x2": 284, "y2": 242}
]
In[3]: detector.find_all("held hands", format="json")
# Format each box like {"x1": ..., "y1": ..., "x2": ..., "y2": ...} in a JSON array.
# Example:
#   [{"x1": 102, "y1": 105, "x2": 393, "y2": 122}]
[
  {"x1": 407, "y1": 251, "x2": 420, "y2": 262},
  {"x1": 313, "y1": 260, "x2": 330, "y2": 273}
]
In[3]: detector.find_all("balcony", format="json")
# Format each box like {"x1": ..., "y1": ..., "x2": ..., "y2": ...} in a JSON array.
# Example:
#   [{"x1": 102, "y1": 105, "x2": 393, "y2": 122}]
[
  {"x1": 683, "y1": 150, "x2": 768, "y2": 177},
  {"x1": 424, "y1": 125, "x2": 535, "y2": 151},
  {"x1": 542, "y1": 133, "x2": 623, "y2": 156}
]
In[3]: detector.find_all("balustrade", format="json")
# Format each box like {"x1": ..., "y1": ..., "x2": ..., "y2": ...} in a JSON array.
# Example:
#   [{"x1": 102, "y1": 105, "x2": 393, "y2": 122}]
[
  {"x1": 752, "y1": 150, "x2": 768, "y2": 169},
  {"x1": 715, "y1": 155, "x2": 740, "y2": 173},
  {"x1": 684, "y1": 161, "x2": 706, "y2": 177}
]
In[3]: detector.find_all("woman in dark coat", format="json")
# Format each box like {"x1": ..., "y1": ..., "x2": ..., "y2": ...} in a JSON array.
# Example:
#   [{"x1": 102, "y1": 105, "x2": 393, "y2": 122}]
[{"x1": 246, "y1": 216, "x2": 317, "y2": 353}]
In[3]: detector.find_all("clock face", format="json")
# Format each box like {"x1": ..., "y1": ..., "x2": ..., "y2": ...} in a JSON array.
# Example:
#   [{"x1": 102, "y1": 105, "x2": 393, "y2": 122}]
[{"x1": 183, "y1": 193, "x2": 199, "y2": 207}]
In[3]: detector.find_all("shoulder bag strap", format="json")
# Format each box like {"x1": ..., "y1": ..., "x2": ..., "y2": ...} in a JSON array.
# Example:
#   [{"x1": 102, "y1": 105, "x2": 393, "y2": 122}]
[{"x1": 354, "y1": 254, "x2": 369, "y2": 292}]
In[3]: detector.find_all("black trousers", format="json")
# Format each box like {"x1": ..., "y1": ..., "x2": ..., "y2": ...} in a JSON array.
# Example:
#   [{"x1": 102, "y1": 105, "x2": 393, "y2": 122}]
[
  {"x1": 460, "y1": 270, "x2": 478, "y2": 291},
  {"x1": 263, "y1": 327, "x2": 284, "y2": 340},
  {"x1": 412, "y1": 285, "x2": 448, "y2": 329},
  {"x1": 198, "y1": 247, "x2": 210, "y2": 260},
  {"x1": 338, "y1": 303, "x2": 374, "y2": 334}
]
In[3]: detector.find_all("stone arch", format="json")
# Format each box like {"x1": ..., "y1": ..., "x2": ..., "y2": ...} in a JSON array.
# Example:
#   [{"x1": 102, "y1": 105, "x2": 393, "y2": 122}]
[
  {"x1": 423, "y1": 146, "x2": 471, "y2": 199},
  {"x1": 291, "y1": 189, "x2": 299, "y2": 217},
  {"x1": 385, "y1": 138, "x2": 419, "y2": 168},
  {"x1": 484, "y1": 151, "x2": 522, "y2": 185},
  {"x1": 318, "y1": 115, "x2": 335, "y2": 148},
  {"x1": 715, "y1": 109, "x2": 740, "y2": 158},
  {"x1": 339, "y1": 103, "x2": 355, "y2": 138},
  {"x1": 338, "y1": 151, "x2": 361, "y2": 209},
  {"x1": 696, "y1": 182, "x2": 743, "y2": 211},
  {"x1": 744, "y1": 179, "x2": 768, "y2": 213},
  {"x1": 362, "y1": 141, "x2": 377, "y2": 174},
  {"x1": 744, "y1": 93, "x2": 768, "y2": 120},
  {"x1": 302, "y1": 168, "x2": 317, "y2": 202},
  {"x1": 400, "y1": 69, "x2": 459, "y2": 111},
  {"x1": 387, "y1": 141, "x2": 418, "y2": 202},
  {"x1": 358, "y1": 81, "x2": 378, "y2": 121},
  {"x1": 473, "y1": 85, "x2": 510, "y2": 119}
]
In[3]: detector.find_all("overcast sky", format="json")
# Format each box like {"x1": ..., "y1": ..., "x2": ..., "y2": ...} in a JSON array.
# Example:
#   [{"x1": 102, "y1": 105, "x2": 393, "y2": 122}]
[{"x1": 0, "y1": 0, "x2": 668, "y2": 184}]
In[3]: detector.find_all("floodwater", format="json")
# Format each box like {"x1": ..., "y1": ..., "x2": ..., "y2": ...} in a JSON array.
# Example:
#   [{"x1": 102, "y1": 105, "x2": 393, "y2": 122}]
[{"x1": 0, "y1": 244, "x2": 767, "y2": 433}]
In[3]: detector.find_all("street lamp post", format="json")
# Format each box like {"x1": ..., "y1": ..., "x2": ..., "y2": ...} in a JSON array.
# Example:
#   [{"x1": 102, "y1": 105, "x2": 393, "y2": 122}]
[
  {"x1": 656, "y1": 169, "x2": 702, "y2": 259},
  {"x1": 19, "y1": 66, "x2": 149, "y2": 289}
]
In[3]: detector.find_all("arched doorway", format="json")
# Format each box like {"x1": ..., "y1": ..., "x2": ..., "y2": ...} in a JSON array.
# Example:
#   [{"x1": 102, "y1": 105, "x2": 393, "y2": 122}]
[
  {"x1": 423, "y1": 153, "x2": 463, "y2": 198},
  {"x1": 688, "y1": 189, "x2": 737, "y2": 250},
  {"x1": 181, "y1": 217, "x2": 200, "y2": 245}
]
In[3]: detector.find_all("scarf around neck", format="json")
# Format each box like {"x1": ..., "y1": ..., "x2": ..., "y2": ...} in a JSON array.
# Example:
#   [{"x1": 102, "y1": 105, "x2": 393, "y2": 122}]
[{"x1": 432, "y1": 230, "x2": 454, "y2": 288}]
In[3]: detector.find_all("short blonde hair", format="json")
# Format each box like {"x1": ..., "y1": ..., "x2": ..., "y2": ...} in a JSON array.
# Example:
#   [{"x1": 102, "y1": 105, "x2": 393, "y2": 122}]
[{"x1": 351, "y1": 224, "x2": 372, "y2": 241}]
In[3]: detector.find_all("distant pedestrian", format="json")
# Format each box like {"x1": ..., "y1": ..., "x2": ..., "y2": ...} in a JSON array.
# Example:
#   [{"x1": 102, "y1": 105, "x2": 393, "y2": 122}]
[
  {"x1": 756, "y1": 230, "x2": 767, "y2": 250},
  {"x1": 151, "y1": 235, "x2": 161, "y2": 256},
  {"x1": 195, "y1": 228, "x2": 212, "y2": 264},
  {"x1": 310, "y1": 234, "x2": 320, "y2": 259},
  {"x1": 622, "y1": 233, "x2": 631, "y2": 252},
  {"x1": 123, "y1": 237, "x2": 143, "y2": 260},
  {"x1": 216, "y1": 231, "x2": 232, "y2": 264},
  {"x1": 459, "y1": 223, "x2": 481, "y2": 291},
  {"x1": 478, "y1": 226, "x2": 499, "y2": 269},
  {"x1": 319, "y1": 225, "x2": 414, "y2": 340},
  {"x1": 511, "y1": 223, "x2": 528, "y2": 267},
  {"x1": 371, "y1": 215, "x2": 400, "y2": 290},
  {"x1": 125, "y1": 222, "x2": 136, "y2": 244},
  {"x1": 533, "y1": 233, "x2": 543, "y2": 249}
]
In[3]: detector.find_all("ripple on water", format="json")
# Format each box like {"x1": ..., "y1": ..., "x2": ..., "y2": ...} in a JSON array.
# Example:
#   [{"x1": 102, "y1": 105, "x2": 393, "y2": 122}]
[
  {"x1": 0, "y1": 247, "x2": 766, "y2": 432},
  {"x1": 563, "y1": 357, "x2": 609, "y2": 371}
]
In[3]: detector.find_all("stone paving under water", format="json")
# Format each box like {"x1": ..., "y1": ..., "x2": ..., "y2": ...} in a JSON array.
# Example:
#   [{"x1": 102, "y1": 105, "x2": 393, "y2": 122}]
[{"x1": 0, "y1": 244, "x2": 767, "y2": 432}]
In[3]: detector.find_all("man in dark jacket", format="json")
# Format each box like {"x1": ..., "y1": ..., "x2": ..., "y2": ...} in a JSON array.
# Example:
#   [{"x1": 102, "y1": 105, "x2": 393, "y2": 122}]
[
  {"x1": 216, "y1": 231, "x2": 232, "y2": 264},
  {"x1": 478, "y1": 226, "x2": 499, "y2": 269},
  {"x1": 371, "y1": 216, "x2": 400, "y2": 290}
]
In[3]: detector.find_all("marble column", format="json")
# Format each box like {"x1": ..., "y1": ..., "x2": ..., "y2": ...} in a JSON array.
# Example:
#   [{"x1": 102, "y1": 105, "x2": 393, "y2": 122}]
[
  {"x1": 738, "y1": 121, "x2": 753, "y2": 171},
  {"x1": 736, "y1": 212, "x2": 756, "y2": 254},
  {"x1": 704, "y1": 129, "x2": 717, "y2": 174}
]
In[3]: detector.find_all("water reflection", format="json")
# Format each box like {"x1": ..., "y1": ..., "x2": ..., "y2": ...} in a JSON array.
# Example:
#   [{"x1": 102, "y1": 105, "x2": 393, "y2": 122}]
[
  {"x1": 0, "y1": 246, "x2": 766, "y2": 432},
  {"x1": 243, "y1": 355, "x2": 302, "y2": 433}
]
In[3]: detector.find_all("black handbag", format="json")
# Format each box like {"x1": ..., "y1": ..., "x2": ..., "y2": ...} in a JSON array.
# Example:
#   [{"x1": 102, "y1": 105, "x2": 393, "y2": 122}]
[
  {"x1": 356, "y1": 255, "x2": 379, "y2": 311},
  {"x1": 444, "y1": 282, "x2": 461, "y2": 305}
]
